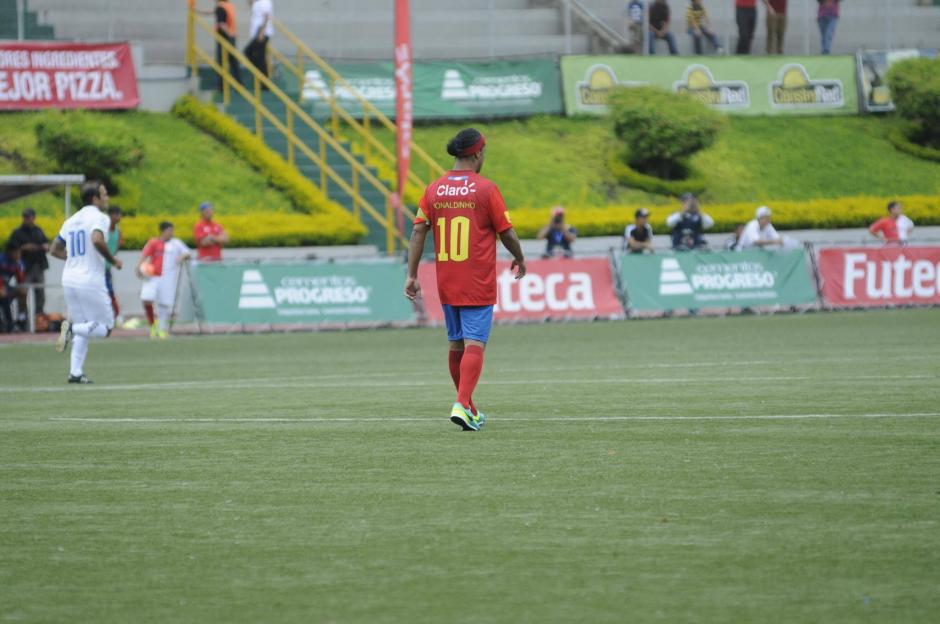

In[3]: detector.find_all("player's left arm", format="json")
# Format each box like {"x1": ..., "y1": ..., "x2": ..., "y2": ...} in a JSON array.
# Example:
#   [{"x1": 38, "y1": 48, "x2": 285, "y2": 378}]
[
  {"x1": 91, "y1": 230, "x2": 122, "y2": 269},
  {"x1": 489, "y1": 186, "x2": 526, "y2": 278}
]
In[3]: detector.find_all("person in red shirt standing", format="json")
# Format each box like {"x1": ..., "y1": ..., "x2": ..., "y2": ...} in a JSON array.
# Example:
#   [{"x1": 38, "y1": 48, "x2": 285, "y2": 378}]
[
  {"x1": 138, "y1": 222, "x2": 172, "y2": 338},
  {"x1": 404, "y1": 128, "x2": 527, "y2": 431},
  {"x1": 869, "y1": 201, "x2": 915, "y2": 246},
  {"x1": 193, "y1": 201, "x2": 229, "y2": 262}
]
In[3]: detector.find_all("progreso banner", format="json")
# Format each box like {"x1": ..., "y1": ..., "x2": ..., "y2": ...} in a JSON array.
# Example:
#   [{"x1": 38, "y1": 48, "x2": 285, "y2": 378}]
[
  {"x1": 561, "y1": 55, "x2": 857, "y2": 116},
  {"x1": 417, "y1": 258, "x2": 624, "y2": 322},
  {"x1": 0, "y1": 41, "x2": 139, "y2": 110},
  {"x1": 303, "y1": 58, "x2": 562, "y2": 119},
  {"x1": 191, "y1": 262, "x2": 415, "y2": 324},
  {"x1": 621, "y1": 250, "x2": 817, "y2": 311},
  {"x1": 818, "y1": 247, "x2": 940, "y2": 308}
]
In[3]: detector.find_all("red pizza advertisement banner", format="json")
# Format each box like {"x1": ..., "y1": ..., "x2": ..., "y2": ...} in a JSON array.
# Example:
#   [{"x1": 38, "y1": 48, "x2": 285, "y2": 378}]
[
  {"x1": 0, "y1": 41, "x2": 139, "y2": 110},
  {"x1": 418, "y1": 257, "x2": 624, "y2": 321},
  {"x1": 818, "y1": 247, "x2": 940, "y2": 308}
]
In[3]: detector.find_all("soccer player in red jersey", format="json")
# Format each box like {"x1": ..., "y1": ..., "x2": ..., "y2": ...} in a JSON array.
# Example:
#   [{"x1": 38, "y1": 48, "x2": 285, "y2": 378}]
[{"x1": 404, "y1": 128, "x2": 527, "y2": 431}]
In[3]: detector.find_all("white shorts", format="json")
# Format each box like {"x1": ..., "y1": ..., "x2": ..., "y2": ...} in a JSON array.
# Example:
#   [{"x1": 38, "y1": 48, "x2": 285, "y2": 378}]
[
  {"x1": 64, "y1": 285, "x2": 114, "y2": 329},
  {"x1": 140, "y1": 277, "x2": 159, "y2": 302},
  {"x1": 157, "y1": 274, "x2": 179, "y2": 307}
]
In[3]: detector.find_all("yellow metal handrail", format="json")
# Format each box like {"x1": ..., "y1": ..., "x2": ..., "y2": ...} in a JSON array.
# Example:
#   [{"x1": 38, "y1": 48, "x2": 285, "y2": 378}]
[
  {"x1": 272, "y1": 19, "x2": 446, "y2": 192},
  {"x1": 188, "y1": 11, "x2": 408, "y2": 252}
]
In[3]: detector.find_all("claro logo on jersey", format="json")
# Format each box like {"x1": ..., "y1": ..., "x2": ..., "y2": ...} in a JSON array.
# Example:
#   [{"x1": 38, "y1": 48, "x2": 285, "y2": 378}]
[
  {"x1": 237, "y1": 270, "x2": 373, "y2": 316},
  {"x1": 771, "y1": 64, "x2": 843, "y2": 108},
  {"x1": 436, "y1": 176, "x2": 478, "y2": 197},
  {"x1": 496, "y1": 270, "x2": 595, "y2": 313},
  {"x1": 673, "y1": 65, "x2": 749, "y2": 109}
]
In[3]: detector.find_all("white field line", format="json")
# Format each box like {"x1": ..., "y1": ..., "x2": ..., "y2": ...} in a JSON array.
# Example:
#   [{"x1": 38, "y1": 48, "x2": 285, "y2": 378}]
[
  {"x1": 1, "y1": 373, "x2": 935, "y2": 394},
  {"x1": 48, "y1": 412, "x2": 940, "y2": 423}
]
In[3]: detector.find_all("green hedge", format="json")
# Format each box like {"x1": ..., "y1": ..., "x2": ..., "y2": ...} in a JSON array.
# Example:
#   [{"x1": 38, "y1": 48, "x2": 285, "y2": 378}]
[
  {"x1": 888, "y1": 128, "x2": 940, "y2": 163},
  {"x1": 887, "y1": 57, "x2": 940, "y2": 148},
  {"x1": 607, "y1": 154, "x2": 707, "y2": 197}
]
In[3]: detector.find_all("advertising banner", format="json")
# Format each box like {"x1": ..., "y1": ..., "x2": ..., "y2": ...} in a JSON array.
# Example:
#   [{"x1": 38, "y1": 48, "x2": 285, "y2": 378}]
[
  {"x1": 0, "y1": 41, "x2": 139, "y2": 110},
  {"x1": 857, "y1": 49, "x2": 938, "y2": 113},
  {"x1": 620, "y1": 250, "x2": 817, "y2": 311},
  {"x1": 191, "y1": 262, "x2": 415, "y2": 324},
  {"x1": 817, "y1": 247, "x2": 940, "y2": 308},
  {"x1": 303, "y1": 59, "x2": 562, "y2": 119},
  {"x1": 561, "y1": 55, "x2": 857, "y2": 116},
  {"x1": 417, "y1": 258, "x2": 624, "y2": 322}
]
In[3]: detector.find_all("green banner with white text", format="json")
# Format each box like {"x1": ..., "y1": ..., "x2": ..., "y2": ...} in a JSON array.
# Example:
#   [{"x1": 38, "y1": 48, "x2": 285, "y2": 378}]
[
  {"x1": 302, "y1": 59, "x2": 562, "y2": 119},
  {"x1": 620, "y1": 250, "x2": 817, "y2": 312},
  {"x1": 562, "y1": 55, "x2": 858, "y2": 116},
  {"x1": 191, "y1": 262, "x2": 415, "y2": 324}
]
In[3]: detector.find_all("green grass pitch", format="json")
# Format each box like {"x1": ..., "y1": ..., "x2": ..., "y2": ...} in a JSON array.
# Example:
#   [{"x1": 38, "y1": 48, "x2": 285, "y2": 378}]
[{"x1": 1, "y1": 309, "x2": 939, "y2": 623}]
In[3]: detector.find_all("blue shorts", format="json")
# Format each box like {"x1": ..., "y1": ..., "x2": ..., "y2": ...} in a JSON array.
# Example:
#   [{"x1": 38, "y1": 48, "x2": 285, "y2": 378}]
[{"x1": 442, "y1": 304, "x2": 494, "y2": 343}]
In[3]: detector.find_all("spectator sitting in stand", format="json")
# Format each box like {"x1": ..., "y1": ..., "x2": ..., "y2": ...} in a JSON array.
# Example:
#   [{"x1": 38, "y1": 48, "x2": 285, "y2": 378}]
[
  {"x1": 738, "y1": 206, "x2": 783, "y2": 250},
  {"x1": 869, "y1": 200, "x2": 914, "y2": 246},
  {"x1": 623, "y1": 208, "x2": 655, "y2": 254},
  {"x1": 538, "y1": 206, "x2": 577, "y2": 259},
  {"x1": 725, "y1": 223, "x2": 745, "y2": 251},
  {"x1": 649, "y1": 0, "x2": 679, "y2": 55},
  {"x1": 667, "y1": 193, "x2": 713, "y2": 250},
  {"x1": 0, "y1": 241, "x2": 26, "y2": 332},
  {"x1": 687, "y1": 0, "x2": 724, "y2": 55}
]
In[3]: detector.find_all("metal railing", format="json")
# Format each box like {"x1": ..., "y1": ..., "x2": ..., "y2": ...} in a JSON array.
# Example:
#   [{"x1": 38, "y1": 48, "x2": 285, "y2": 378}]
[
  {"x1": 187, "y1": 9, "x2": 407, "y2": 254},
  {"x1": 556, "y1": 0, "x2": 630, "y2": 54},
  {"x1": 270, "y1": 18, "x2": 445, "y2": 193}
]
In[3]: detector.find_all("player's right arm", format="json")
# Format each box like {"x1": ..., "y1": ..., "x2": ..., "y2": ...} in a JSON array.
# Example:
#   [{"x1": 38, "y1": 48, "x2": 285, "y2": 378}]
[
  {"x1": 91, "y1": 230, "x2": 122, "y2": 270},
  {"x1": 404, "y1": 196, "x2": 431, "y2": 301},
  {"x1": 50, "y1": 237, "x2": 67, "y2": 260}
]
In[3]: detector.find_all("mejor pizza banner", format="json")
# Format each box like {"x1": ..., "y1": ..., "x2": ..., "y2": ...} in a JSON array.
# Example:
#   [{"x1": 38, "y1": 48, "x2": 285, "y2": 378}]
[
  {"x1": 561, "y1": 55, "x2": 857, "y2": 116},
  {"x1": 0, "y1": 41, "x2": 139, "y2": 110},
  {"x1": 191, "y1": 262, "x2": 415, "y2": 324},
  {"x1": 620, "y1": 250, "x2": 817, "y2": 312},
  {"x1": 303, "y1": 59, "x2": 562, "y2": 119},
  {"x1": 817, "y1": 247, "x2": 940, "y2": 308},
  {"x1": 418, "y1": 258, "x2": 624, "y2": 322}
]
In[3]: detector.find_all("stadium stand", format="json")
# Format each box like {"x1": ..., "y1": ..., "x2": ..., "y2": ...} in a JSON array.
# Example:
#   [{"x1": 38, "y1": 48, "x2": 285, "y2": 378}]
[
  {"x1": 20, "y1": 0, "x2": 940, "y2": 66},
  {"x1": 0, "y1": 0, "x2": 55, "y2": 40}
]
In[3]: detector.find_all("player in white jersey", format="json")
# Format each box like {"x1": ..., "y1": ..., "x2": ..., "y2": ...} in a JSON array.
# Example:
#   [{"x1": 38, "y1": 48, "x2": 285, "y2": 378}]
[
  {"x1": 49, "y1": 181, "x2": 123, "y2": 384},
  {"x1": 158, "y1": 225, "x2": 190, "y2": 337}
]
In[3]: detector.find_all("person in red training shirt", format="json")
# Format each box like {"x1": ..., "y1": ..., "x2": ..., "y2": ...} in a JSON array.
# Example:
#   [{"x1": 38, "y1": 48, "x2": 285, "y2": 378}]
[
  {"x1": 869, "y1": 200, "x2": 915, "y2": 246},
  {"x1": 404, "y1": 128, "x2": 527, "y2": 432},
  {"x1": 193, "y1": 201, "x2": 229, "y2": 262},
  {"x1": 138, "y1": 222, "x2": 172, "y2": 336}
]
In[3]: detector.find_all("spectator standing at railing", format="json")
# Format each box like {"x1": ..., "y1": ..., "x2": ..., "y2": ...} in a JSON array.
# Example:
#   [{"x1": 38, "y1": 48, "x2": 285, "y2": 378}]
[
  {"x1": 538, "y1": 206, "x2": 578, "y2": 259},
  {"x1": 623, "y1": 208, "x2": 655, "y2": 254},
  {"x1": 193, "y1": 201, "x2": 229, "y2": 262},
  {"x1": 0, "y1": 241, "x2": 26, "y2": 333},
  {"x1": 8, "y1": 207, "x2": 49, "y2": 318},
  {"x1": 687, "y1": 1, "x2": 724, "y2": 55},
  {"x1": 214, "y1": 0, "x2": 242, "y2": 89},
  {"x1": 738, "y1": 206, "x2": 783, "y2": 250},
  {"x1": 734, "y1": 0, "x2": 757, "y2": 55},
  {"x1": 667, "y1": 193, "x2": 713, "y2": 250},
  {"x1": 869, "y1": 201, "x2": 914, "y2": 246},
  {"x1": 765, "y1": 0, "x2": 787, "y2": 54},
  {"x1": 649, "y1": 0, "x2": 679, "y2": 55},
  {"x1": 245, "y1": 0, "x2": 273, "y2": 86},
  {"x1": 817, "y1": 0, "x2": 840, "y2": 55}
]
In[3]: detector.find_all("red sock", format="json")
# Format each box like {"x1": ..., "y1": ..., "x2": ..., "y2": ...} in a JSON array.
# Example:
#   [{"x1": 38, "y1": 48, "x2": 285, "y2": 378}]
[
  {"x1": 457, "y1": 345, "x2": 484, "y2": 409},
  {"x1": 143, "y1": 302, "x2": 155, "y2": 326},
  {"x1": 449, "y1": 350, "x2": 477, "y2": 415}
]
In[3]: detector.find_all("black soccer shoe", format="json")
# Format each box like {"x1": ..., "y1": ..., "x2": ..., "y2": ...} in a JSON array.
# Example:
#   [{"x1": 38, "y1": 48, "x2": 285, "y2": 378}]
[{"x1": 67, "y1": 375, "x2": 93, "y2": 384}]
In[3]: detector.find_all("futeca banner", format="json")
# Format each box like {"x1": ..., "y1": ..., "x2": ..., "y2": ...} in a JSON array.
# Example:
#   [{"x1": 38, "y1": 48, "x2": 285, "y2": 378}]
[
  {"x1": 561, "y1": 55, "x2": 858, "y2": 116},
  {"x1": 0, "y1": 41, "x2": 139, "y2": 110},
  {"x1": 191, "y1": 262, "x2": 415, "y2": 324},
  {"x1": 303, "y1": 58, "x2": 562, "y2": 119},
  {"x1": 418, "y1": 258, "x2": 624, "y2": 322},
  {"x1": 621, "y1": 250, "x2": 817, "y2": 311},
  {"x1": 817, "y1": 247, "x2": 940, "y2": 308}
]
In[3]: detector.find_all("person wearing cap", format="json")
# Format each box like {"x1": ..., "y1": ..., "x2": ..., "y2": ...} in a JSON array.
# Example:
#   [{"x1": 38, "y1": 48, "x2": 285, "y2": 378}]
[
  {"x1": 623, "y1": 208, "x2": 655, "y2": 254},
  {"x1": 537, "y1": 206, "x2": 578, "y2": 259},
  {"x1": 8, "y1": 207, "x2": 50, "y2": 317},
  {"x1": 667, "y1": 193, "x2": 713, "y2": 250},
  {"x1": 738, "y1": 206, "x2": 783, "y2": 250},
  {"x1": 193, "y1": 201, "x2": 229, "y2": 262}
]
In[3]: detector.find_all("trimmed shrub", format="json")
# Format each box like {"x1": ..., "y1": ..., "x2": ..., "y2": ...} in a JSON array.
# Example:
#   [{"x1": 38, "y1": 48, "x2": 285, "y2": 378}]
[
  {"x1": 34, "y1": 111, "x2": 144, "y2": 193},
  {"x1": 887, "y1": 127, "x2": 940, "y2": 163},
  {"x1": 886, "y1": 57, "x2": 940, "y2": 148},
  {"x1": 608, "y1": 86, "x2": 724, "y2": 181},
  {"x1": 607, "y1": 154, "x2": 707, "y2": 197}
]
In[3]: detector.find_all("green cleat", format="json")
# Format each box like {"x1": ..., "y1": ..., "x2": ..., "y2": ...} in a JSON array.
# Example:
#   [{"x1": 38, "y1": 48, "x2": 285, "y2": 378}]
[{"x1": 450, "y1": 402, "x2": 482, "y2": 431}]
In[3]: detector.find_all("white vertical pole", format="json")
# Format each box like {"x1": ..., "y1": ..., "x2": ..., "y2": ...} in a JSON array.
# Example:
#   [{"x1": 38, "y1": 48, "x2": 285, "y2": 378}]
[
  {"x1": 803, "y1": 0, "x2": 811, "y2": 55},
  {"x1": 563, "y1": 0, "x2": 573, "y2": 55},
  {"x1": 16, "y1": 0, "x2": 24, "y2": 40}
]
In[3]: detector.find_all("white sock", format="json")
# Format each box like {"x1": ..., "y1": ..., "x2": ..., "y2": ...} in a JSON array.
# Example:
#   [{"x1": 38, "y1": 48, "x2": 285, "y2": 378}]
[
  {"x1": 157, "y1": 304, "x2": 171, "y2": 333},
  {"x1": 71, "y1": 321, "x2": 109, "y2": 339},
  {"x1": 70, "y1": 335, "x2": 89, "y2": 377}
]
